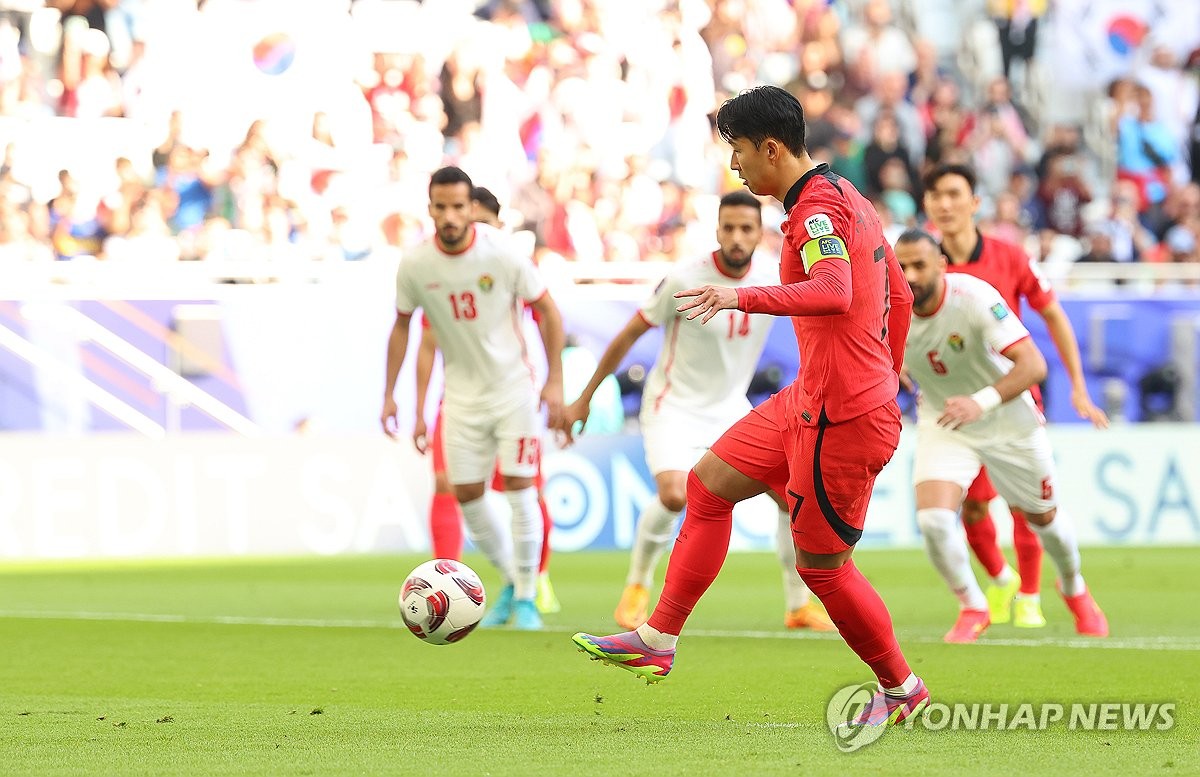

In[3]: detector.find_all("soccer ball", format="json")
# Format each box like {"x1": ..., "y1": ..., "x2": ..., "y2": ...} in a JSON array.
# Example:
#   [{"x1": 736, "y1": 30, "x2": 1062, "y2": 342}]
[{"x1": 398, "y1": 559, "x2": 487, "y2": 645}]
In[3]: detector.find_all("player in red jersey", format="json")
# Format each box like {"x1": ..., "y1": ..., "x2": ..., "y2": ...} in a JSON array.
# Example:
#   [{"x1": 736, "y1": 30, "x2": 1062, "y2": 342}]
[
  {"x1": 412, "y1": 187, "x2": 560, "y2": 613},
  {"x1": 571, "y1": 86, "x2": 928, "y2": 728},
  {"x1": 923, "y1": 164, "x2": 1109, "y2": 629}
]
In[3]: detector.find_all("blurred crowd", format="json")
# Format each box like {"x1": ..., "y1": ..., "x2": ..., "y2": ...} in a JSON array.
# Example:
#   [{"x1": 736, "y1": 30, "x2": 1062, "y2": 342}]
[{"x1": 0, "y1": 0, "x2": 1198, "y2": 278}]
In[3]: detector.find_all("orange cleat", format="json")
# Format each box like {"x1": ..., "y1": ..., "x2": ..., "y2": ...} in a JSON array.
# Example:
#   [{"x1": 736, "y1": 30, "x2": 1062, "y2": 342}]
[
  {"x1": 613, "y1": 584, "x2": 650, "y2": 630},
  {"x1": 785, "y1": 601, "x2": 837, "y2": 631}
]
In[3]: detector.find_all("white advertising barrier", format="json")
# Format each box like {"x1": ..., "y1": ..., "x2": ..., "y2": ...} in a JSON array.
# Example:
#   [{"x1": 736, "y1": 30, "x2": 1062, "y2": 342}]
[
  {"x1": 0, "y1": 425, "x2": 1197, "y2": 561},
  {"x1": 541, "y1": 425, "x2": 1200, "y2": 552},
  {"x1": 0, "y1": 434, "x2": 433, "y2": 560}
]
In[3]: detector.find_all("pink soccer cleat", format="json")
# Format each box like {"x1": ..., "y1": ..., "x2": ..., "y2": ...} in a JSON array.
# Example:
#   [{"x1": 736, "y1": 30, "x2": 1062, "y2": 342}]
[
  {"x1": 572, "y1": 630, "x2": 674, "y2": 684},
  {"x1": 850, "y1": 679, "x2": 931, "y2": 727},
  {"x1": 1062, "y1": 588, "x2": 1109, "y2": 637},
  {"x1": 944, "y1": 608, "x2": 990, "y2": 643}
]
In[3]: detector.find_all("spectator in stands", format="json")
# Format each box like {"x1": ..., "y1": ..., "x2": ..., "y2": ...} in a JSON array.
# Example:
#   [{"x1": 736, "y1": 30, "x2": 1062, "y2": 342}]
[
  {"x1": 864, "y1": 112, "x2": 915, "y2": 197},
  {"x1": 1116, "y1": 83, "x2": 1178, "y2": 216},
  {"x1": 97, "y1": 156, "x2": 146, "y2": 239},
  {"x1": 1077, "y1": 222, "x2": 1119, "y2": 266},
  {"x1": 0, "y1": 0, "x2": 1193, "y2": 279},
  {"x1": 1037, "y1": 152, "x2": 1092, "y2": 239},
  {"x1": 856, "y1": 70, "x2": 926, "y2": 163},
  {"x1": 842, "y1": 0, "x2": 917, "y2": 86},
  {"x1": 155, "y1": 145, "x2": 217, "y2": 236},
  {"x1": 989, "y1": 0, "x2": 1045, "y2": 80}
]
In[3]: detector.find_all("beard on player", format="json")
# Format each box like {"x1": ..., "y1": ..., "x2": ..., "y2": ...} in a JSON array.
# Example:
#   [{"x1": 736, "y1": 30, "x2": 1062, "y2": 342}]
[
  {"x1": 437, "y1": 221, "x2": 468, "y2": 248},
  {"x1": 720, "y1": 245, "x2": 753, "y2": 271}
]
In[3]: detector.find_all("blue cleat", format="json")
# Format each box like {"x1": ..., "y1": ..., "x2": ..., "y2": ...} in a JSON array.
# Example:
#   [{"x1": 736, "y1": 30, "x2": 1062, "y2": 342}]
[
  {"x1": 513, "y1": 599, "x2": 543, "y2": 630},
  {"x1": 480, "y1": 583, "x2": 514, "y2": 628}
]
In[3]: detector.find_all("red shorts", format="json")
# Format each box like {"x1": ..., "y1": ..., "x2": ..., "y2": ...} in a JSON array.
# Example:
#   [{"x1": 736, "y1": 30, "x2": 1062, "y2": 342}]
[
  {"x1": 710, "y1": 394, "x2": 901, "y2": 555},
  {"x1": 432, "y1": 403, "x2": 544, "y2": 488},
  {"x1": 965, "y1": 384, "x2": 1044, "y2": 503},
  {"x1": 490, "y1": 457, "x2": 544, "y2": 491}
]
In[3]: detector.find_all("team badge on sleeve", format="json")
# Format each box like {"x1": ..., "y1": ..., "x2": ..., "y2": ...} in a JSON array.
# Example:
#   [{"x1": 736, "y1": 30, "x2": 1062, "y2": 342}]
[
  {"x1": 478, "y1": 274, "x2": 494, "y2": 292},
  {"x1": 990, "y1": 303, "x2": 1010, "y2": 320},
  {"x1": 804, "y1": 213, "x2": 835, "y2": 238}
]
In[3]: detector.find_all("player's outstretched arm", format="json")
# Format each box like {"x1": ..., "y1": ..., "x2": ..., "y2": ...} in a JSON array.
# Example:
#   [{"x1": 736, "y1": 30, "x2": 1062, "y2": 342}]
[
  {"x1": 679, "y1": 258, "x2": 853, "y2": 321},
  {"x1": 559, "y1": 313, "x2": 651, "y2": 444},
  {"x1": 412, "y1": 324, "x2": 438, "y2": 453},
  {"x1": 938, "y1": 338, "x2": 1047, "y2": 430},
  {"x1": 530, "y1": 292, "x2": 566, "y2": 433},
  {"x1": 1037, "y1": 301, "x2": 1110, "y2": 429},
  {"x1": 673, "y1": 284, "x2": 739, "y2": 324},
  {"x1": 382, "y1": 312, "x2": 412, "y2": 440}
]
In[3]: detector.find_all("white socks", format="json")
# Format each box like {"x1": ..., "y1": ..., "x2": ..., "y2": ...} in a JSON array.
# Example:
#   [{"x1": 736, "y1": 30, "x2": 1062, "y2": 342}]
[
  {"x1": 885, "y1": 673, "x2": 920, "y2": 697},
  {"x1": 459, "y1": 495, "x2": 514, "y2": 586},
  {"x1": 626, "y1": 498, "x2": 680, "y2": 587},
  {"x1": 917, "y1": 507, "x2": 987, "y2": 611},
  {"x1": 776, "y1": 508, "x2": 811, "y2": 610},
  {"x1": 993, "y1": 563, "x2": 1017, "y2": 587},
  {"x1": 505, "y1": 487, "x2": 543, "y2": 602},
  {"x1": 636, "y1": 623, "x2": 678, "y2": 651},
  {"x1": 1030, "y1": 508, "x2": 1086, "y2": 597}
]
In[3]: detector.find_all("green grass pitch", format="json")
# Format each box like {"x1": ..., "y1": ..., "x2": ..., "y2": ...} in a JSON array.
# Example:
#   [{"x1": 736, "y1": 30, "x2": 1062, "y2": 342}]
[{"x1": 2, "y1": 547, "x2": 1197, "y2": 776}]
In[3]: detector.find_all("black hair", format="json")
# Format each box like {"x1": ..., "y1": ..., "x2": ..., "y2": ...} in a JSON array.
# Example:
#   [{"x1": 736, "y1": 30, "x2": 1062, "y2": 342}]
[
  {"x1": 895, "y1": 229, "x2": 940, "y2": 250},
  {"x1": 718, "y1": 190, "x2": 762, "y2": 215},
  {"x1": 715, "y1": 85, "x2": 807, "y2": 156},
  {"x1": 922, "y1": 163, "x2": 976, "y2": 194},
  {"x1": 470, "y1": 186, "x2": 501, "y2": 217},
  {"x1": 428, "y1": 166, "x2": 473, "y2": 195}
]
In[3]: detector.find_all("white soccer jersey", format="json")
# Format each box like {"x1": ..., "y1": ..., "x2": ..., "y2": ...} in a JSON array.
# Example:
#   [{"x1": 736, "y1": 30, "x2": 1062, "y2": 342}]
[
  {"x1": 905, "y1": 273, "x2": 1042, "y2": 438},
  {"x1": 395, "y1": 224, "x2": 545, "y2": 410},
  {"x1": 639, "y1": 251, "x2": 778, "y2": 422}
]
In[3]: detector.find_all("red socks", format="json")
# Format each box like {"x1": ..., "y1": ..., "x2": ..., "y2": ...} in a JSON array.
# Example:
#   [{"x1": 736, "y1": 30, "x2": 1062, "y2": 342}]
[
  {"x1": 1012, "y1": 511, "x2": 1043, "y2": 594},
  {"x1": 647, "y1": 471, "x2": 734, "y2": 636},
  {"x1": 963, "y1": 513, "x2": 1006, "y2": 578},
  {"x1": 429, "y1": 492, "x2": 463, "y2": 560},
  {"x1": 799, "y1": 560, "x2": 911, "y2": 689},
  {"x1": 538, "y1": 493, "x2": 552, "y2": 574}
]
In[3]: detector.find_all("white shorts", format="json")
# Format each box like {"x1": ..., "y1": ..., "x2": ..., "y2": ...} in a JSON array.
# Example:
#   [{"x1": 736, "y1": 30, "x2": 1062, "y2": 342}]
[
  {"x1": 441, "y1": 393, "x2": 541, "y2": 486},
  {"x1": 912, "y1": 422, "x2": 1058, "y2": 514},
  {"x1": 639, "y1": 403, "x2": 747, "y2": 476}
]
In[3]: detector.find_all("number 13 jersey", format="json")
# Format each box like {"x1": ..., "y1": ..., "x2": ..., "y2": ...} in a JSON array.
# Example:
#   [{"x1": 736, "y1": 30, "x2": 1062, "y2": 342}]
[{"x1": 395, "y1": 224, "x2": 546, "y2": 410}]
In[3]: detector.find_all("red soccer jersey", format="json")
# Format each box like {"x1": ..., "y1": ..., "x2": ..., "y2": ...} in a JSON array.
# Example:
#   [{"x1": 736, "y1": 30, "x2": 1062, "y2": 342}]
[
  {"x1": 736, "y1": 163, "x2": 913, "y2": 425},
  {"x1": 942, "y1": 231, "x2": 1056, "y2": 319}
]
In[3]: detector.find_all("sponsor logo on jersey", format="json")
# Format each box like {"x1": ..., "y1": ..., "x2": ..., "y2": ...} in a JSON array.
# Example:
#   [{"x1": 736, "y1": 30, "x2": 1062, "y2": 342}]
[
  {"x1": 425, "y1": 282, "x2": 441, "y2": 290},
  {"x1": 804, "y1": 213, "x2": 835, "y2": 238},
  {"x1": 948, "y1": 333, "x2": 964, "y2": 352},
  {"x1": 478, "y1": 274, "x2": 494, "y2": 292},
  {"x1": 818, "y1": 237, "x2": 843, "y2": 257},
  {"x1": 991, "y1": 303, "x2": 1010, "y2": 321}
]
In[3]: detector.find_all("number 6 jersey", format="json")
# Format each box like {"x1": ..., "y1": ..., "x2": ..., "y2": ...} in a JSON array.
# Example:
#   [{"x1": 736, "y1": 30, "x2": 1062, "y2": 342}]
[
  {"x1": 904, "y1": 273, "x2": 1042, "y2": 439},
  {"x1": 395, "y1": 224, "x2": 546, "y2": 410}
]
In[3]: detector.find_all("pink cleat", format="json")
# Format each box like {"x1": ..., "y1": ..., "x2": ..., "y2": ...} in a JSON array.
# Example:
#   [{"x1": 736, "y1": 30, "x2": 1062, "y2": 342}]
[
  {"x1": 944, "y1": 608, "x2": 990, "y2": 643},
  {"x1": 1062, "y1": 588, "x2": 1109, "y2": 637},
  {"x1": 849, "y1": 679, "x2": 931, "y2": 727},
  {"x1": 572, "y1": 630, "x2": 674, "y2": 684}
]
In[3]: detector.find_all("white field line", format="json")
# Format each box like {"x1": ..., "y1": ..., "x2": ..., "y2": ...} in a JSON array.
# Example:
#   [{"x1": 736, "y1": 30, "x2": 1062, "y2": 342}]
[{"x1": 1, "y1": 609, "x2": 1198, "y2": 652}]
